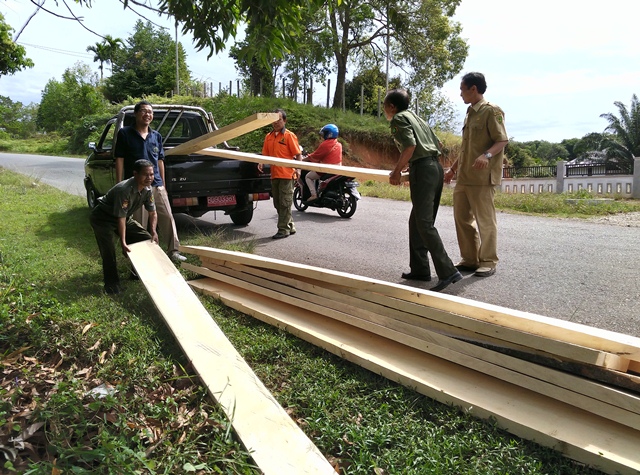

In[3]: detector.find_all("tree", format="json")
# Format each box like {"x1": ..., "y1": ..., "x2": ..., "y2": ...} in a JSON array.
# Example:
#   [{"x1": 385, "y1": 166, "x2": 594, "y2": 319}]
[
  {"x1": 599, "y1": 94, "x2": 640, "y2": 168},
  {"x1": 103, "y1": 21, "x2": 190, "y2": 102},
  {"x1": 157, "y1": 0, "x2": 325, "y2": 64},
  {"x1": 86, "y1": 42, "x2": 110, "y2": 81},
  {"x1": 504, "y1": 141, "x2": 535, "y2": 168},
  {"x1": 87, "y1": 35, "x2": 124, "y2": 80},
  {"x1": 0, "y1": 12, "x2": 34, "y2": 77},
  {"x1": 344, "y1": 67, "x2": 400, "y2": 115},
  {"x1": 37, "y1": 62, "x2": 106, "y2": 134},
  {"x1": 318, "y1": 0, "x2": 467, "y2": 108},
  {"x1": 102, "y1": 35, "x2": 124, "y2": 73},
  {"x1": 573, "y1": 132, "x2": 605, "y2": 159},
  {"x1": 230, "y1": 39, "x2": 281, "y2": 98},
  {"x1": 0, "y1": 95, "x2": 38, "y2": 138}
]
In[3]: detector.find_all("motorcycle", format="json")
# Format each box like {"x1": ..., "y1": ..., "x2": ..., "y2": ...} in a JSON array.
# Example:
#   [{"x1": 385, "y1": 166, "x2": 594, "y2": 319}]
[{"x1": 293, "y1": 169, "x2": 361, "y2": 218}]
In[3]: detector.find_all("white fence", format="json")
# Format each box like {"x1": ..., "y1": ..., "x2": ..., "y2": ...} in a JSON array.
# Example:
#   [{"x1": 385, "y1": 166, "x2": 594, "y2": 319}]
[{"x1": 500, "y1": 159, "x2": 640, "y2": 199}]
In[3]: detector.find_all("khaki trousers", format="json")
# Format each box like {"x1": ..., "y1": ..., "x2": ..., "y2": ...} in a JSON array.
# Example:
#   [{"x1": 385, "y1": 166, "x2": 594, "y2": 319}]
[
  {"x1": 453, "y1": 184, "x2": 498, "y2": 268},
  {"x1": 132, "y1": 186, "x2": 180, "y2": 255}
]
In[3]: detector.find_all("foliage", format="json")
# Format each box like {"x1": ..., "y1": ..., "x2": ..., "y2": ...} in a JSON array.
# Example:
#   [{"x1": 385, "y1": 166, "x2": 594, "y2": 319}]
[
  {"x1": 68, "y1": 110, "x2": 119, "y2": 155},
  {"x1": 0, "y1": 169, "x2": 610, "y2": 475},
  {"x1": 344, "y1": 67, "x2": 401, "y2": 116},
  {"x1": 103, "y1": 21, "x2": 191, "y2": 102},
  {"x1": 0, "y1": 12, "x2": 34, "y2": 77},
  {"x1": 156, "y1": 0, "x2": 325, "y2": 66},
  {"x1": 0, "y1": 132, "x2": 69, "y2": 155},
  {"x1": 36, "y1": 63, "x2": 107, "y2": 135},
  {"x1": 230, "y1": 39, "x2": 281, "y2": 98},
  {"x1": 0, "y1": 95, "x2": 38, "y2": 138},
  {"x1": 318, "y1": 0, "x2": 467, "y2": 108},
  {"x1": 599, "y1": 94, "x2": 640, "y2": 168},
  {"x1": 86, "y1": 42, "x2": 110, "y2": 81},
  {"x1": 86, "y1": 36, "x2": 124, "y2": 81}
]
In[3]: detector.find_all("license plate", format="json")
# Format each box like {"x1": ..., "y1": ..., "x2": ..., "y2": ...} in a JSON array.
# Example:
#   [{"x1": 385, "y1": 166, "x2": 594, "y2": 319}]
[{"x1": 207, "y1": 195, "x2": 237, "y2": 207}]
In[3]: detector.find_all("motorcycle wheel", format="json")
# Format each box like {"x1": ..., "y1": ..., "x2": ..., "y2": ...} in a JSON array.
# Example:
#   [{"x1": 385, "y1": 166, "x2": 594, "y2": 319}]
[
  {"x1": 293, "y1": 187, "x2": 308, "y2": 211},
  {"x1": 337, "y1": 192, "x2": 357, "y2": 218}
]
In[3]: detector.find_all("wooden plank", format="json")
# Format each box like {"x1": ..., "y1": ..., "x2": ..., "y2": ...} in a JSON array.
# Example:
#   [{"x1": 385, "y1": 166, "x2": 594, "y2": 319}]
[
  {"x1": 186, "y1": 262, "x2": 640, "y2": 426},
  {"x1": 195, "y1": 148, "x2": 408, "y2": 184},
  {"x1": 200, "y1": 256, "x2": 632, "y2": 374},
  {"x1": 224, "y1": 261, "x2": 640, "y2": 394},
  {"x1": 181, "y1": 246, "x2": 640, "y2": 363},
  {"x1": 188, "y1": 277, "x2": 640, "y2": 475},
  {"x1": 127, "y1": 241, "x2": 335, "y2": 475},
  {"x1": 166, "y1": 113, "x2": 280, "y2": 156}
]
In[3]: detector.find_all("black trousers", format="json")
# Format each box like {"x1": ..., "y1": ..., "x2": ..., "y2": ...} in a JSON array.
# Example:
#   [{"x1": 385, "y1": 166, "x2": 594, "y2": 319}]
[
  {"x1": 90, "y1": 208, "x2": 151, "y2": 288},
  {"x1": 408, "y1": 158, "x2": 457, "y2": 279}
]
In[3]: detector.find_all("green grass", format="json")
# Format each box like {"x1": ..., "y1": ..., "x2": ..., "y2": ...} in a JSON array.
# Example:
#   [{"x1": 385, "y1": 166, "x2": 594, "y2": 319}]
[
  {"x1": 0, "y1": 168, "x2": 607, "y2": 474},
  {"x1": 358, "y1": 180, "x2": 640, "y2": 217},
  {"x1": 0, "y1": 133, "x2": 71, "y2": 156}
]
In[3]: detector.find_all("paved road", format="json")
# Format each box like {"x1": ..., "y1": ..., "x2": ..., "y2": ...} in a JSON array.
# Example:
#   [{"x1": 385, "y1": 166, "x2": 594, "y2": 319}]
[{"x1": 2, "y1": 152, "x2": 639, "y2": 337}]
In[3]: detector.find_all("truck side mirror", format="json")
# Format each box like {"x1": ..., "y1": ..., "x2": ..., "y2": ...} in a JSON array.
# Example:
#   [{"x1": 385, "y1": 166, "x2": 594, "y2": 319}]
[{"x1": 88, "y1": 142, "x2": 97, "y2": 151}]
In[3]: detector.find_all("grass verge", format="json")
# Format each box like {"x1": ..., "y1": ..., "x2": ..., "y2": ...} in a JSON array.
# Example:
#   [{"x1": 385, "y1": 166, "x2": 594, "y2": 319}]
[
  {"x1": 1, "y1": 168, "x2": 605, "y2": 474},
  {"x1": 358, "y1": 180, "x2": 640, "y2": 217}
]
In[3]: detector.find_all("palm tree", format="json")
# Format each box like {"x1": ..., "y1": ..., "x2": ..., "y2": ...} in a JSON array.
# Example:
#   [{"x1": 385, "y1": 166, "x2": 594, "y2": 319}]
[
  {"x1": 103, "y1": 35, "x2": 124, "y2": 73},
  {"x1": 599, "y1": 94, "x2": 640, "y2": 169},
  {"x1": 86, "y1": 42, "x2": 109, "y2": 81}
]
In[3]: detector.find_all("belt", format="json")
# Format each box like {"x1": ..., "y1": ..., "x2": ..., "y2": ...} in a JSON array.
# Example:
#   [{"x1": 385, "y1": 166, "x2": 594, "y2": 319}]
[{"x1": 411, "y1": 155, "x2": 439, "y2": 164}]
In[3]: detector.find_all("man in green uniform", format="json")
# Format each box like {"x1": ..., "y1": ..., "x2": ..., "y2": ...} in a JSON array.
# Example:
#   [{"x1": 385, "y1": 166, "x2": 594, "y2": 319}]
[
  {"x1": 90, "y1": 159, "x2": 158, "y2": 295},
  {"x1": 444, "y1": 72, "x2": 509, "y2": 277},
  {"x1": 384, "y1": 88, "x2": 462, "y2": 292}
]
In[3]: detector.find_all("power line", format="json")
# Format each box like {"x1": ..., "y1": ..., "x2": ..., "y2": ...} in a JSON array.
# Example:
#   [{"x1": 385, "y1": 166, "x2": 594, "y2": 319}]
[{"x1": 18, "y1": 42, "x2": 93, "y2": 59}]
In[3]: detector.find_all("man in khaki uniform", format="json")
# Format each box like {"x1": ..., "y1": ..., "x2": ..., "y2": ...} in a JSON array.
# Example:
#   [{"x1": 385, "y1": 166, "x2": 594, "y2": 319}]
[{"x1": 444, "y1": 72, "x2": 508, "y2": 277}]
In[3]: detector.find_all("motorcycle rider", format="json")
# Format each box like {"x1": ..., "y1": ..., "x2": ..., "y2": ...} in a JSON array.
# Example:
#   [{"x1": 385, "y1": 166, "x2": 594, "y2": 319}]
[{"x1": 302, "y1": 124, "x2": 343, "y2": 201}]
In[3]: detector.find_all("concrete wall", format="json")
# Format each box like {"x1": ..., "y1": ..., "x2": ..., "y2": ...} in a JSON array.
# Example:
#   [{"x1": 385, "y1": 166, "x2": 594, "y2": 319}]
[{"x1": 499, "y1": 159, "x2": 639, "y2": 198}]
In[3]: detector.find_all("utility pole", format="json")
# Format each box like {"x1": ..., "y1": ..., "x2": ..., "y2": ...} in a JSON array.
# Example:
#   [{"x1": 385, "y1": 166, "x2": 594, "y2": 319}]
[{"x1": 175, "y1": 21, "x2": 180, "y2": 95}]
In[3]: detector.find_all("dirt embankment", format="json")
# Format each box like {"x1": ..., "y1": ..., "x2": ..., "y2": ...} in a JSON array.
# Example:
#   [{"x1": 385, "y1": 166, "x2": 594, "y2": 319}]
[{"x1": 341, "y1": 133, "x2": 457, "y2": 170}]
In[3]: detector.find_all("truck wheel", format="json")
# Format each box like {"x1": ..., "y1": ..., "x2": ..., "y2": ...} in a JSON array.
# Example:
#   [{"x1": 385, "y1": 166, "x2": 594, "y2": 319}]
[
  {"x1": 293, "y1": 187, "x2": 308, "y2": 211},
  {"x1": 229, "y1": 207, "x2": 254, "y2": 226},
  {"x1": 86, "y1": 182, "x2": 99, "y2": 209}
]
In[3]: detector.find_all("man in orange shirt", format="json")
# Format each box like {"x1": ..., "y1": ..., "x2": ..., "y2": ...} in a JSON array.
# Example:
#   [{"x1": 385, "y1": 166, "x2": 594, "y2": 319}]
[{"x1": 261, "y1": 109, "x2": 303, "y2": 239}]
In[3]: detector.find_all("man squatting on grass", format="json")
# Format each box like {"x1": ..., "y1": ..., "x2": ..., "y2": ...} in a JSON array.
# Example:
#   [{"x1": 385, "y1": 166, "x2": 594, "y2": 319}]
[
  {"x1": 90, "y1": 159, "x2": 158, "y2": 295},
  {"x1": 384, "y1": 88, "x2": 462, "y2": 293}
]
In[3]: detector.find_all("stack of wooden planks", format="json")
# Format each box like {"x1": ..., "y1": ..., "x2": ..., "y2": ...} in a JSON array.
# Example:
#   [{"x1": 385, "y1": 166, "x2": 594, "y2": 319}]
[{"x1": 180, "y1": 245, "x2": 640, "y2": 475}]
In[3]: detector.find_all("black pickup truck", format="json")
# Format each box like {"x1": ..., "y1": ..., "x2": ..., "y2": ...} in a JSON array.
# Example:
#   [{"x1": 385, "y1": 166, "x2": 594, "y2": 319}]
[{"x1": 83, "y1": 104, "x2": 271, "y2": 225}]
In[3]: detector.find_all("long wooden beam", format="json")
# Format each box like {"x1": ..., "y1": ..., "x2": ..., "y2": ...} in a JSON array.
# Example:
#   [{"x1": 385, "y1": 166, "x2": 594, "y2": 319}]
[
  {"x1": 188, "y1": 276, "x2": 640, "y2": 475},
  {"x1": 180, "y1": 246, "x2": 640, "y2": 363},
  {"x1": 166, "y1": 113, "x2": 280, "y2": 156},
  {"x1": 195, "y1": 147, "x2": 406, "y2": 184},
  {"x1": 200, "y1": 256, "x2": 631, "y2": 375},
  {"x1": 127, "y1": 241, "x2": 335, "y2": 475},
  {"x1": 184, "y1": 261, "x2": 640, "y2": 428}
]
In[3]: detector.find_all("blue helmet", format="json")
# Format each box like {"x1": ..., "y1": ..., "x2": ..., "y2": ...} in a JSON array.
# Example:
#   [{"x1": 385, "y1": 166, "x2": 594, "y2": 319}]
[{"x1": 320, "y1": 123, "x2": 339, "y2": 140}]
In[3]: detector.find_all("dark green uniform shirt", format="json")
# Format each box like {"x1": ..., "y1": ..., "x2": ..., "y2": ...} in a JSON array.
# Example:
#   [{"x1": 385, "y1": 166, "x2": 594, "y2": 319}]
[
  {"x1": 390, "y1": 110, "x2": 441, "y2": 162},
  {"x1": 95, "y1": 177, "x2": 156, "y2": 219}
]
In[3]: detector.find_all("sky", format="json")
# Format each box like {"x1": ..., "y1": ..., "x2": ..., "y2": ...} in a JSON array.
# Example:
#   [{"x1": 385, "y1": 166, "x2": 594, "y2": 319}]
[{"x1": 1, "y1": 0, "x2": 639, "y2": 143}]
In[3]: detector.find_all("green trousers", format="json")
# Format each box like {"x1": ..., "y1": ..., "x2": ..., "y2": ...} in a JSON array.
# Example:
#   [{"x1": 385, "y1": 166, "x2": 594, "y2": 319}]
[{"x1": 408, "y1": 158, "x2": 457, "y2": 279}]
